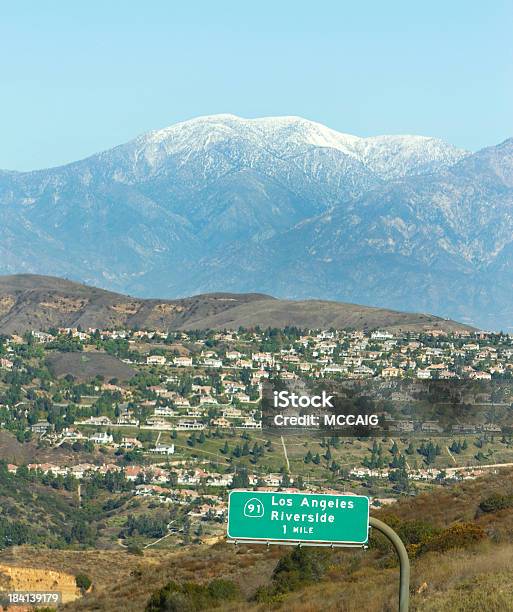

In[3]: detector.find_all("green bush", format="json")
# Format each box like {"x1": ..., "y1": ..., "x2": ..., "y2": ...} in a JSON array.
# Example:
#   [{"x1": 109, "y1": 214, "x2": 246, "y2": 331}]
[
  {"x1": 373, "y1": 516, "x2": 485, "y2": 558},
  {"x1": 273, "y1": 547, "x2": 328, "y2": 593},
  {"x1": 479, "y1": 493, "x2": 513, "y2": 513},
  {"x1": 253, "y1": 584, "x2": 285, "y2": 604},
  {"x1": 419, "y1": 522, "x2": 485, "y2": 554},
  {"x1": 146, "y1": 578, "x2": 240, "y2": 611},
  {"x1": 207, "y1": 578, "x2": 240, "y2": 601},
  {"x1": 253, "y1": 547, "x2": 329, "y2": 601},
  {"x1": 75, "y1": 573, "x2": 92, "y2": 592},
  {"x1": 395, "y1": 519, "x2": 440, "y2": 545},
  {"x1": 371, "y1": 516, "x2": 440, "y2": 555}
]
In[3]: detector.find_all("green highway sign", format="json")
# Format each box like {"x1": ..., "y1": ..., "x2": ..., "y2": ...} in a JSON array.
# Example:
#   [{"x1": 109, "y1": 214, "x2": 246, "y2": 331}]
[{"x1": 227, "y1": 491, "x2": 369, "y2": 545}]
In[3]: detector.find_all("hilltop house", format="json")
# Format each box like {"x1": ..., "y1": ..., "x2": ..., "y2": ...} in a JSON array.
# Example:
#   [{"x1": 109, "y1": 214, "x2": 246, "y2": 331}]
[
  {"x1": 89, "y1": 431, "x2": 114, "y2": 444},
  {"x1": 147, "y1": 355, "x2": 167, "y2": 365},
  {"x1": 174, "y1": 356, "x2": 193, "y2": 367},
  {"x1": 149, "y1": 444, "x2": 175, "y2": 455}
]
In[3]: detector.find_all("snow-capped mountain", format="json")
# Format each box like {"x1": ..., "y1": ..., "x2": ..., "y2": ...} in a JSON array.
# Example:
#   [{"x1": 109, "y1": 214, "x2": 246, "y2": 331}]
[
  {"x1": 0, "y1": 114, "x2": 512, "y2": 329},
  {"x1": 102, "y1": 113, "x2": 468, "y2": 182}
]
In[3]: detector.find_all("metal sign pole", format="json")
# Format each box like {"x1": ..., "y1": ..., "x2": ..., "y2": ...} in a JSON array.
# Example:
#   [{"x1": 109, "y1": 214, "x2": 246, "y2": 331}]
[
  {"x1": 227, "y1": 492, "x2": 410, "y2": 610},
  {"x1": 369, "y1": 517, "x2": 410, "y2": 612}
]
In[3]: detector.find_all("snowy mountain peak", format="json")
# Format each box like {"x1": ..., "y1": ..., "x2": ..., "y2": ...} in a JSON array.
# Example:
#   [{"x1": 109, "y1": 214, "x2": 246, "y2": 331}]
[
  {"x1": 1, "y1": 119, "x2": 512, "y2": 329},
  {"x1": 128, "y1": 114, "x2": 468, "y2": 179}
]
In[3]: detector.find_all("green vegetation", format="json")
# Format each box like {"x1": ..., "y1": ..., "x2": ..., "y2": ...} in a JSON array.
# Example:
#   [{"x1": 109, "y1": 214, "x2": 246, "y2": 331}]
[
  {"x1": 479, "y1": 493, "x2": 513, "y2": 513},
  {"x1": 75, "y1": 573, "x2": 92, "y2": 592},
  {"x1": 3, "y1": 324, "x2": 513, "y2": 611},
  {"x1": 1, "y1": 468, "x2": 513, "y2": 612},
  {"x1": 254, "y1": 547, "x2": 329, "y2": 602},
  {"x1": 122, "y1": 512, "x2": 170, "y2": 539},
  {"x1": 418, "y1": 522, "x2": 485, "y2": 555},
  {"x1": 145, "y1": 578, "x2": 240, "y2": 611},
  {"x1": 0, "y1": 460, "x2": 139, "y2": 550}
]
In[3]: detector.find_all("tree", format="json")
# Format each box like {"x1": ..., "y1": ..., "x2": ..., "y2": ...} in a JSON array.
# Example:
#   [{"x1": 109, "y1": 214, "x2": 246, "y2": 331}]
[
  {"x1": 281, "y1": 473, "x2": 290, "y2": 487},
  {"x1": 232, "y1": 444, "x2": 241, "y2": 458},
  {"x1": 231, "y1": 468, "x2": 250, "y2": 489},
  {"x1": 270, "y1": 547, "x2": 328, "y2": 594},
  {"x1": 75, "y1": 574, "x2": 92, "y2": 592},
  {"x1": 187, "y1": 433, "x2": 197, "y2": 447}
]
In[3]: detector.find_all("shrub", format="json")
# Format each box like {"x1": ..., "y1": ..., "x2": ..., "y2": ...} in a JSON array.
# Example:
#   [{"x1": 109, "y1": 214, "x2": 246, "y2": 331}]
[
  {"x1": 479, "y1": 493, "x2": 513, "y2": 513},
  {"x1": 145, "y1": 578, "x2": 240, "y2": 611},
  {"x1": 253, "y1": 584, "x2": 284, "y2": 604},
  {"x1": 380, "y1": 517, "x2": 440, "y2": 547},
  {"x1": 146, "y1": 588, "x2": 193, "y2": 612},
  {"x1": 127, "y1": 544, "x2": 144, "y2": 556},
  {"x1": 253, "y1": 547, "x2": 330, "y2": 600},
  {"x1": 274, "y1": 546, "x2": 328, "y2": 591},
  {"x1": 371, "y1": 516, "x2": 440, "y2": 555},
  {"x1": 419, "y1": 522, "x2": 485, "y2": 554},
  {"x1": 75, "y1": 573, "x2": 92, "y2": 592},
  {"x1": 207, "y1": 578, "x2": 240, "y2": 601},
  {"x1": 373, "y1": 516, "x2": 485, "y2": 559}
]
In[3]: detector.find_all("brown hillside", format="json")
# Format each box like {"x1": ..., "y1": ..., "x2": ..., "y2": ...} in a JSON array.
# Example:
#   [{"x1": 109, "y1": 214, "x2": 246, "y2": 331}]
[
  {"x1": 0, "y1": 274, "x2": 475, "y2": 334},
  {"x1": 2, "y1": 470, "x2": 513, "y2": 611}
]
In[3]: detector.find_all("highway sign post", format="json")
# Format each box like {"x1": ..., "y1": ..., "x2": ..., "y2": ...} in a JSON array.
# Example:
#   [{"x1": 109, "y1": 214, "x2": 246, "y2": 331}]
[
  {"x1": 369, "y1": 517, "x2": 410, "y2": 612},
  {"x1": 227, "y1": 491, "x2": 409, "y2": 611}
]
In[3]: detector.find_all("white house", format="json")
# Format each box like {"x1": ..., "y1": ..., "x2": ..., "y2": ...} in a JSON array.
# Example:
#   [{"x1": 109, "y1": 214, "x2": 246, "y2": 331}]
[
  {"x1": 174, "y1": 356, "x2": 193, "y2": 367},
  {"x1": 89, "y1": 432, "x2": 114, "y2": 444},
  {"x1": 147, "y1": 355, "x2": 167, "y2": 365},
  {"x1": 149, "y1": 444, "x2": 175, "y2": 455}
]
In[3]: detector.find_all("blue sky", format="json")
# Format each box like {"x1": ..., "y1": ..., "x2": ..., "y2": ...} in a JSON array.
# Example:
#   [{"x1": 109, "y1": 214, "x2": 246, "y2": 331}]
[{"x1": 1, "y1": 0, "x2": 512, "y2": 170}]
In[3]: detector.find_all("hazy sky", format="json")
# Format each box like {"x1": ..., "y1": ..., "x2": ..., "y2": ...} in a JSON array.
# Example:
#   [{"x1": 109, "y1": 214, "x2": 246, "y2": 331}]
[{"x1": 2, "y1": 0, "x2": 512, "y2": 170}]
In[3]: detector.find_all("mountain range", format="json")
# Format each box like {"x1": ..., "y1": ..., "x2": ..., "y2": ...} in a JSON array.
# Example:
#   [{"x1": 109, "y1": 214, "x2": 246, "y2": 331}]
[
  {"x1": 1, "y1": 114, "x2": 512, "y2": 330},
  {"x1": 0, "y1": 274, "x2": 472, "y2": 334}
]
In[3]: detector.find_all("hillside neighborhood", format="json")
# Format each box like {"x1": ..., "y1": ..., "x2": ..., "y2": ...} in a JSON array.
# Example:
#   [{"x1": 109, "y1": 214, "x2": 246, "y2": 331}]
[{"x1": 2, "y1": 324, "x2": 513, "y2": 546}]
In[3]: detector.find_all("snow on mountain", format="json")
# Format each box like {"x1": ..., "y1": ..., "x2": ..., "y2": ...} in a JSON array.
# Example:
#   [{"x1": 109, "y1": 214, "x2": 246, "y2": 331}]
[
  {"x1": 121, "y1": 114, "x2": 468, "y2": 180},
  {"x1": 351, "y1": 134, "x2": 469, "y2": 179},
  {"x1": 1, "y1": 114, "x2": 511, "y2": 330}
]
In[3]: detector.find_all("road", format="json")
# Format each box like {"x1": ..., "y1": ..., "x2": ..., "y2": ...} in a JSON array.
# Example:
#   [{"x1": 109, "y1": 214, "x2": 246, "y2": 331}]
[
  {"x1": 446, "y1": 461, "x2": 513, "y2": 473},
  {"x1": 446, "y1": 446, "x2": 457, "y2": 464},
  {"x1": 281, "y1": 436, "x2": 290, "y2": 471}
]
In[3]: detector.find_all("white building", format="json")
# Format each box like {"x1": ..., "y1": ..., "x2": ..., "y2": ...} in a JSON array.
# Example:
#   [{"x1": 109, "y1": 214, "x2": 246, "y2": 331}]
[
  {"x1": 174, "y1": 356, "x2": 193, "y2": 367},
  {"x1": 147, "y1": 355, "x2": 167, "y2": 365},
  {"x1": 89, "y1": 432, "x2": 114, "y2": 444},
  {"x1": 149, "y1": 444, "x2": 175, "y2": 455}
]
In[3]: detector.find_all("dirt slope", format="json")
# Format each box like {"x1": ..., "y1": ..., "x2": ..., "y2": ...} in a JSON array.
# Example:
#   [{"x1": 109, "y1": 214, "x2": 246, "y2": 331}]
[{"x1": 0, "y1": 274, "x2": 475, "y2": 334}]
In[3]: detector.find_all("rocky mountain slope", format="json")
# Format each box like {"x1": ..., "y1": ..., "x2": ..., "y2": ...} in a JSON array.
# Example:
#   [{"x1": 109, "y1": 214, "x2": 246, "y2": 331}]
[
  {"x1": 1, "y1": 114, "x2": 511, "y2": 329},
  {"x1": 0, "y1": 274, "x2": 473, "y2": 334}
]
